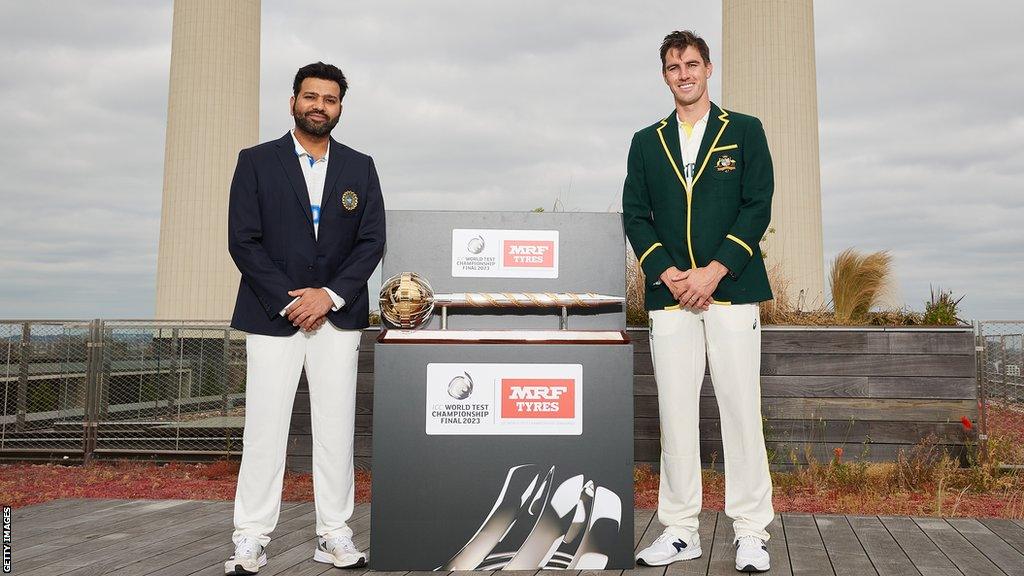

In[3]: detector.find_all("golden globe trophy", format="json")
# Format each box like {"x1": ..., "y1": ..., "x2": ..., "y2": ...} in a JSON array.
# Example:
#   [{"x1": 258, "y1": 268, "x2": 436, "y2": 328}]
[
  {"x1": 379, "y1": 271, "x2": 624, "y2": 330},
  {"x1": 379, "y1": 272, "x2": 436, "y2": 329}
]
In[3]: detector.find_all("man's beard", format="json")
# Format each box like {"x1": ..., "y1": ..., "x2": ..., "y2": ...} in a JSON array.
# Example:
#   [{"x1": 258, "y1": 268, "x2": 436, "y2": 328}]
[{"x1": 293, "y1": 108, "x2": 339, "y2": 137}]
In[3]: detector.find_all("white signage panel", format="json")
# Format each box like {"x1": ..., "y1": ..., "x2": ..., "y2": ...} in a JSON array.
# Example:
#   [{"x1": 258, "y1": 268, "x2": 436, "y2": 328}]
[
  {"x1": 451, "y1": 229, "x2": 559, "y2": 278},
  {"x1": 425, "y1": 363, "x2": 582, "y2": 435}
]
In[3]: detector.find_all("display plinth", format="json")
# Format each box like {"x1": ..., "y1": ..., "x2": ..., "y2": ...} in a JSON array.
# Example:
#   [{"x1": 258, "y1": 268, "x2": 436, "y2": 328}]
[
  {"x1": 371, "y1": 333, "x2": 634, "y2": 570},
  {"x1": 371, "y1": 211, "x2": 633, "y2": 570}
]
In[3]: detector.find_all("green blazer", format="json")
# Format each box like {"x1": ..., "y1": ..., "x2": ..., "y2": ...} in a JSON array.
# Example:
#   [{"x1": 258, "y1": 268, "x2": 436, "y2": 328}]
[{"x1": 623, "y1": 102, "x2": 774, "y2": 310}]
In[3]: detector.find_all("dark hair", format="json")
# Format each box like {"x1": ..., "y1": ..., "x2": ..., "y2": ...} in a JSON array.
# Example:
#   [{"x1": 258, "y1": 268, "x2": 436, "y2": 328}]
[
  {"x1": 660, "y1": 30, "x2": 710, "y2": 68},
  {"x1": 293, "y1": 62, "x2": 348, "y2": 99}
]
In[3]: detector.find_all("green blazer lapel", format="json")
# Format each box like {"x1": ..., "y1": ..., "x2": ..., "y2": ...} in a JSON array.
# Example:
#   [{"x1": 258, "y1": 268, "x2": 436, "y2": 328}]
[
  {"x1": 692, "y1": 103, "x2": 730, "y2": 187},
  {"x1": 654, "y1": 111, "x2": 688, "y2": 192}
]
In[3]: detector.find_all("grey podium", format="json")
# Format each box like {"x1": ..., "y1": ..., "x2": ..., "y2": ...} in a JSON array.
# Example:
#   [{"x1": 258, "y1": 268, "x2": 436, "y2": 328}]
[{"x1": 370, "y1": 211, "x2": 634, "y2": 570}]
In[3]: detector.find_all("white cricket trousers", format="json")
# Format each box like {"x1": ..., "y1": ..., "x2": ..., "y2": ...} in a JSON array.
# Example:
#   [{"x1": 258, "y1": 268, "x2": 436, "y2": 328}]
[
  {"x1": 232, "y1": 323, "x2": 362, "y2": 547},
  {"x1": 649, "y1": 304, "x2": 773, "y2": 542}
]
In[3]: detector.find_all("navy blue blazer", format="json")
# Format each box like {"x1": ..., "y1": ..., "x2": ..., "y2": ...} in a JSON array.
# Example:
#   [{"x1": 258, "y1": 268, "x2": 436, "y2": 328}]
[{"x1": 228, "y1": 133, "x2": 386, "y2": 336}]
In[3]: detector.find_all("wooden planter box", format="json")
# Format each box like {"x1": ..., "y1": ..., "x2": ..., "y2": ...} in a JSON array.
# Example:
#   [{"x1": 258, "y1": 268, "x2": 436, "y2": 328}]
[
  {"x1": 287, "y1": 326, "x2": 977, "y2": 472},
  {"x1": 634, "y1": 326, "x2": 978, "y2": 468}
]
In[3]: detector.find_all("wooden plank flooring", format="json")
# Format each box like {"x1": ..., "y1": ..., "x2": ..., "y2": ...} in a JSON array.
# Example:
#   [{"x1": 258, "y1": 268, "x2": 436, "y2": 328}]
[{"x1": 8, "y1": 499, "x2": 1024, "y2": 575}]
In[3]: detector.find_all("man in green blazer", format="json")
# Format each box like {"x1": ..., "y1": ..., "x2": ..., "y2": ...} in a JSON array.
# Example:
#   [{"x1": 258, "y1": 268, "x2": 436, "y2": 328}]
[{"x1": 624, "y1": 31, "x2": 774, "y2": 573}]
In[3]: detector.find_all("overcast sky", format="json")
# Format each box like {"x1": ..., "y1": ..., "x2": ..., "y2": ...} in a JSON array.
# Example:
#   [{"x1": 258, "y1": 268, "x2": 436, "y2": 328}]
[{"x1": 0, "y1": 1, "x2": 1021, "y2": 320}]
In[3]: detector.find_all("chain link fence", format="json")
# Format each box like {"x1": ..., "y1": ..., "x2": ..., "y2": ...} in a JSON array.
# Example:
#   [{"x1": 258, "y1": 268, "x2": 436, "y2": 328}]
[
  {"x1": 94, "y1": 321, "x2": 247, "y2": 457},
  {"x1": 977, "y1": 321, "x2": 1024, "y2": 467},
  {"x1": 1, "y1": 320, "x2": 247, "y2": 462},
  {"x1": 6, "y1": 319, "x2": 1020, "y2": 466},
  {"x1": 1, "y1": 321, "x2": 92, "y2": 456}
]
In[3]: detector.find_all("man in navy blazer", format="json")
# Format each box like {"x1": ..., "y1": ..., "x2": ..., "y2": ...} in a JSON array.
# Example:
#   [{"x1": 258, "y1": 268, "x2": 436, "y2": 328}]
[{"x1": 224, "y1": 62, "x2": 384, "y2": 575}]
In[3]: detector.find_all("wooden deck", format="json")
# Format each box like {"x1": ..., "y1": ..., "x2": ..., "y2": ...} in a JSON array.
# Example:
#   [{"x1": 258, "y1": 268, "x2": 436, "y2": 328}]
[{"x1": 9, "y1": 499, "x2": 1024, "y2": 575}]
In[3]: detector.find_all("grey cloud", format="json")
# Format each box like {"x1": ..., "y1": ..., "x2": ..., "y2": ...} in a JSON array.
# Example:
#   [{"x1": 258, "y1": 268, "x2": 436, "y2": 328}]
[
  {"x1": 814, "y1": 1, "x2": 1024, "y2": 319},
  {"x1": 0, "y1": 0, "x2": 169, "y2": 318},
  {"x1": 0, "y1": 0, "x2": 1020, "y2": 320}
]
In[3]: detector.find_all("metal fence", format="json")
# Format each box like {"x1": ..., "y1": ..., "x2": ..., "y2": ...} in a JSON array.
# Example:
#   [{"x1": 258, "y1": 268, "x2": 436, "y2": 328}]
[
  {"x1": 1, "y1": 320, "x2": 246, "y2": 462},
  {"x1": 976, "y1": 321, "x2": 1024, "y2": 467},
  {"x1": 5, "y1": 319, "x2": 1024, "y2": 466}
]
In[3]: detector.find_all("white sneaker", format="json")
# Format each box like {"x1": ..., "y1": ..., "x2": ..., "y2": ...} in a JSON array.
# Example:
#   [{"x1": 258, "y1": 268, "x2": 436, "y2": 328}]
[
  {"x1": 636, "y1": 531, "x2": 702, "y2": 566},
  {"x1": 735, "y1": 535, "x2": 770, "y2": 572},
  {"x1": 314, "y1": 534, "x2": 367, "y2": 568},
  {"x1": 224, "y1": 536, "x2": 267, "y2": 575}
]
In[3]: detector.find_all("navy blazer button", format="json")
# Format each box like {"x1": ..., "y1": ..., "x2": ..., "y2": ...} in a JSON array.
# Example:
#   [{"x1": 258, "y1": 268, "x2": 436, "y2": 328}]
[{"x1": 307, "y1": 265, "x2": 314, "y2": 271}]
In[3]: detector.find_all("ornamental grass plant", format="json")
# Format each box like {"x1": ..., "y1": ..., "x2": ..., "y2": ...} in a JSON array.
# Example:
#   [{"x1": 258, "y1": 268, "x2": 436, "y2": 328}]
[
  {"x1": 830, "y1": 248, "x2": 893, "y2": 324},
  {"x1": 625, "y1": 249, "x2": 648, "y2": 327}
]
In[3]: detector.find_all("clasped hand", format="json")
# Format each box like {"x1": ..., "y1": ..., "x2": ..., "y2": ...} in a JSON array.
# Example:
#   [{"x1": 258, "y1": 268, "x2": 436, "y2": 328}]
[
  {"x1": 285, "y1": 287, "x2": 333, "y2": 332},
  {"x1": 659, "y1": 262, "x2": 728, "y2": 311}
]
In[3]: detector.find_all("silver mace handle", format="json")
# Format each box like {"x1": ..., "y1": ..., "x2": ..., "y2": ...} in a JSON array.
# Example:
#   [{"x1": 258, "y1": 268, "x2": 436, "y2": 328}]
[
  {"x1": 434, "y1": 292, "x2": 624, "y2": 307},
  {"x1": 432, "y1": 292, "x2": 625, "y2": 330},
  {"x1": 379, "y1": 272, "x2": 624, "y2": 330}
]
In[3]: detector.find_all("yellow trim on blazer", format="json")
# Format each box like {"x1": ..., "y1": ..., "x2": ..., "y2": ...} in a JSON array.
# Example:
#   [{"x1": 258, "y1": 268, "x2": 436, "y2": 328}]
[
  {"x1": 726, "y1": 234, "x2": 754, "y2": 257},
  {"x1": 655, "y1": 120, "x2": 689, "y2": 191},
  {"x1": 692, "y1": 109, "x2": 730, "y2": 185},
  {"x1": 655, "y1": 109, "x2": 731, "y2": 271},
  {"x1": 655, "y1": 120, "x2": 697, "y2": 270},
  {"x1": 710, "y1": 143, "x2": 738, "y2": 152},
  {"x1": 638, "y1": 242, "x2": 663, "y2": 267}
]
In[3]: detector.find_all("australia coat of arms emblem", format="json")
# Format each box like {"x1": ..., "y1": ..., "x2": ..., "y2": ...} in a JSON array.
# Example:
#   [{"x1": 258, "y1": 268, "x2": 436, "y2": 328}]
[{"x1": 715, "y1": 154, "x2": 737, "y2": 172}]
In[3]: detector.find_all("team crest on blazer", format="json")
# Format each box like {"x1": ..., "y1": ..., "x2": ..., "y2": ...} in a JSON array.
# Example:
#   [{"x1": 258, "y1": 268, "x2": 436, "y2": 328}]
[
  {"x1": 341, "y1": 190, "x2": 359, "y2": 211},
  {"x1": 716, "y1": 154, "x2": 737, "y2": 172}
]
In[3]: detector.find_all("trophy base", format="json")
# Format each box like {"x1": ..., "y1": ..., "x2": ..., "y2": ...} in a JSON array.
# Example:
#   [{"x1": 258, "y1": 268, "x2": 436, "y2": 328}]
[{"x1": 378, "y1": 329, "x2": 629, "y2": 345}]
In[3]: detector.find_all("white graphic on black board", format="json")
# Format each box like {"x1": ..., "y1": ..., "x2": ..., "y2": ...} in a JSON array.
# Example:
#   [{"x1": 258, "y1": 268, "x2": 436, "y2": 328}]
[{"x1": 438, "y1": 464, "x2": 622, "y2": 570}]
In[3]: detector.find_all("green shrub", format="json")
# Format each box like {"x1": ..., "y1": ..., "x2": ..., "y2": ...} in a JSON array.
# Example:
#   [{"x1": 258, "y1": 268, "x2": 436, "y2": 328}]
[{"x1": 923, "y1": 286, "x2": 964, "y2": 326}]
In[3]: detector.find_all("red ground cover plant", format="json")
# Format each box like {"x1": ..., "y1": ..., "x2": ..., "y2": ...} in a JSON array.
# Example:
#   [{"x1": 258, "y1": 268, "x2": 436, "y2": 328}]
[
  {"x1": 1, "y1": 461, "x2": 370, "y2": 509},
  {"x1": 985, "y1": 403, "x2": 1024, "y2": 464},
  {"x1": 635, "y1": 458, "x2": 1024, "y2": 519},
  {"x1": 4, "y1": 457, "x2": 1021, "y2": 519}
]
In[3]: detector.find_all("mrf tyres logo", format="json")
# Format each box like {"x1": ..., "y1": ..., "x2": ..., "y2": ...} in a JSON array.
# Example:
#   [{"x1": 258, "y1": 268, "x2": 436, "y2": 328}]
[
  {"x1": 502, "y1": 378, "x2": 574, "y2": 419},
  {"x1": 503, "y1": 240, "x2": 554, "y2": 268}
]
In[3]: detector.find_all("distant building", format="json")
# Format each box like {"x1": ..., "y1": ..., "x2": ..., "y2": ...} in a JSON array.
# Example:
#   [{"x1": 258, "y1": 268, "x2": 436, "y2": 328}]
[
  {"x1": 155, "y1": 0, "x2": 260, "y2": 319},
  {"x1": 723, "y1": 0, "x2": 825, "y2": 308}
]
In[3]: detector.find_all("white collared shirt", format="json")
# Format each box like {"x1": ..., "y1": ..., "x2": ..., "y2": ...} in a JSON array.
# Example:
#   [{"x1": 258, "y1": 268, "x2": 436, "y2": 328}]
[
  {"x1": 291, "y1": 131, "x2": 329, "y2": 238},
  {"x1": 280, "y1": 131, "x2": 344, "y2": 317},
  {"x1": 677, "y1": 108, "x2": 710, "y2": 184}
]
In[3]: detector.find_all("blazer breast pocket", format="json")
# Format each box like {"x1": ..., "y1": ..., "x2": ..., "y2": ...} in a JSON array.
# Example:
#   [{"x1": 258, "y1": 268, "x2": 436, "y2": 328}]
[
  {"x1": 335, "y1": 187, "x2": 363, "y2": 218},
  {"x1": 710, "y1": 149, "x2": 741, "y2": 180}
]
